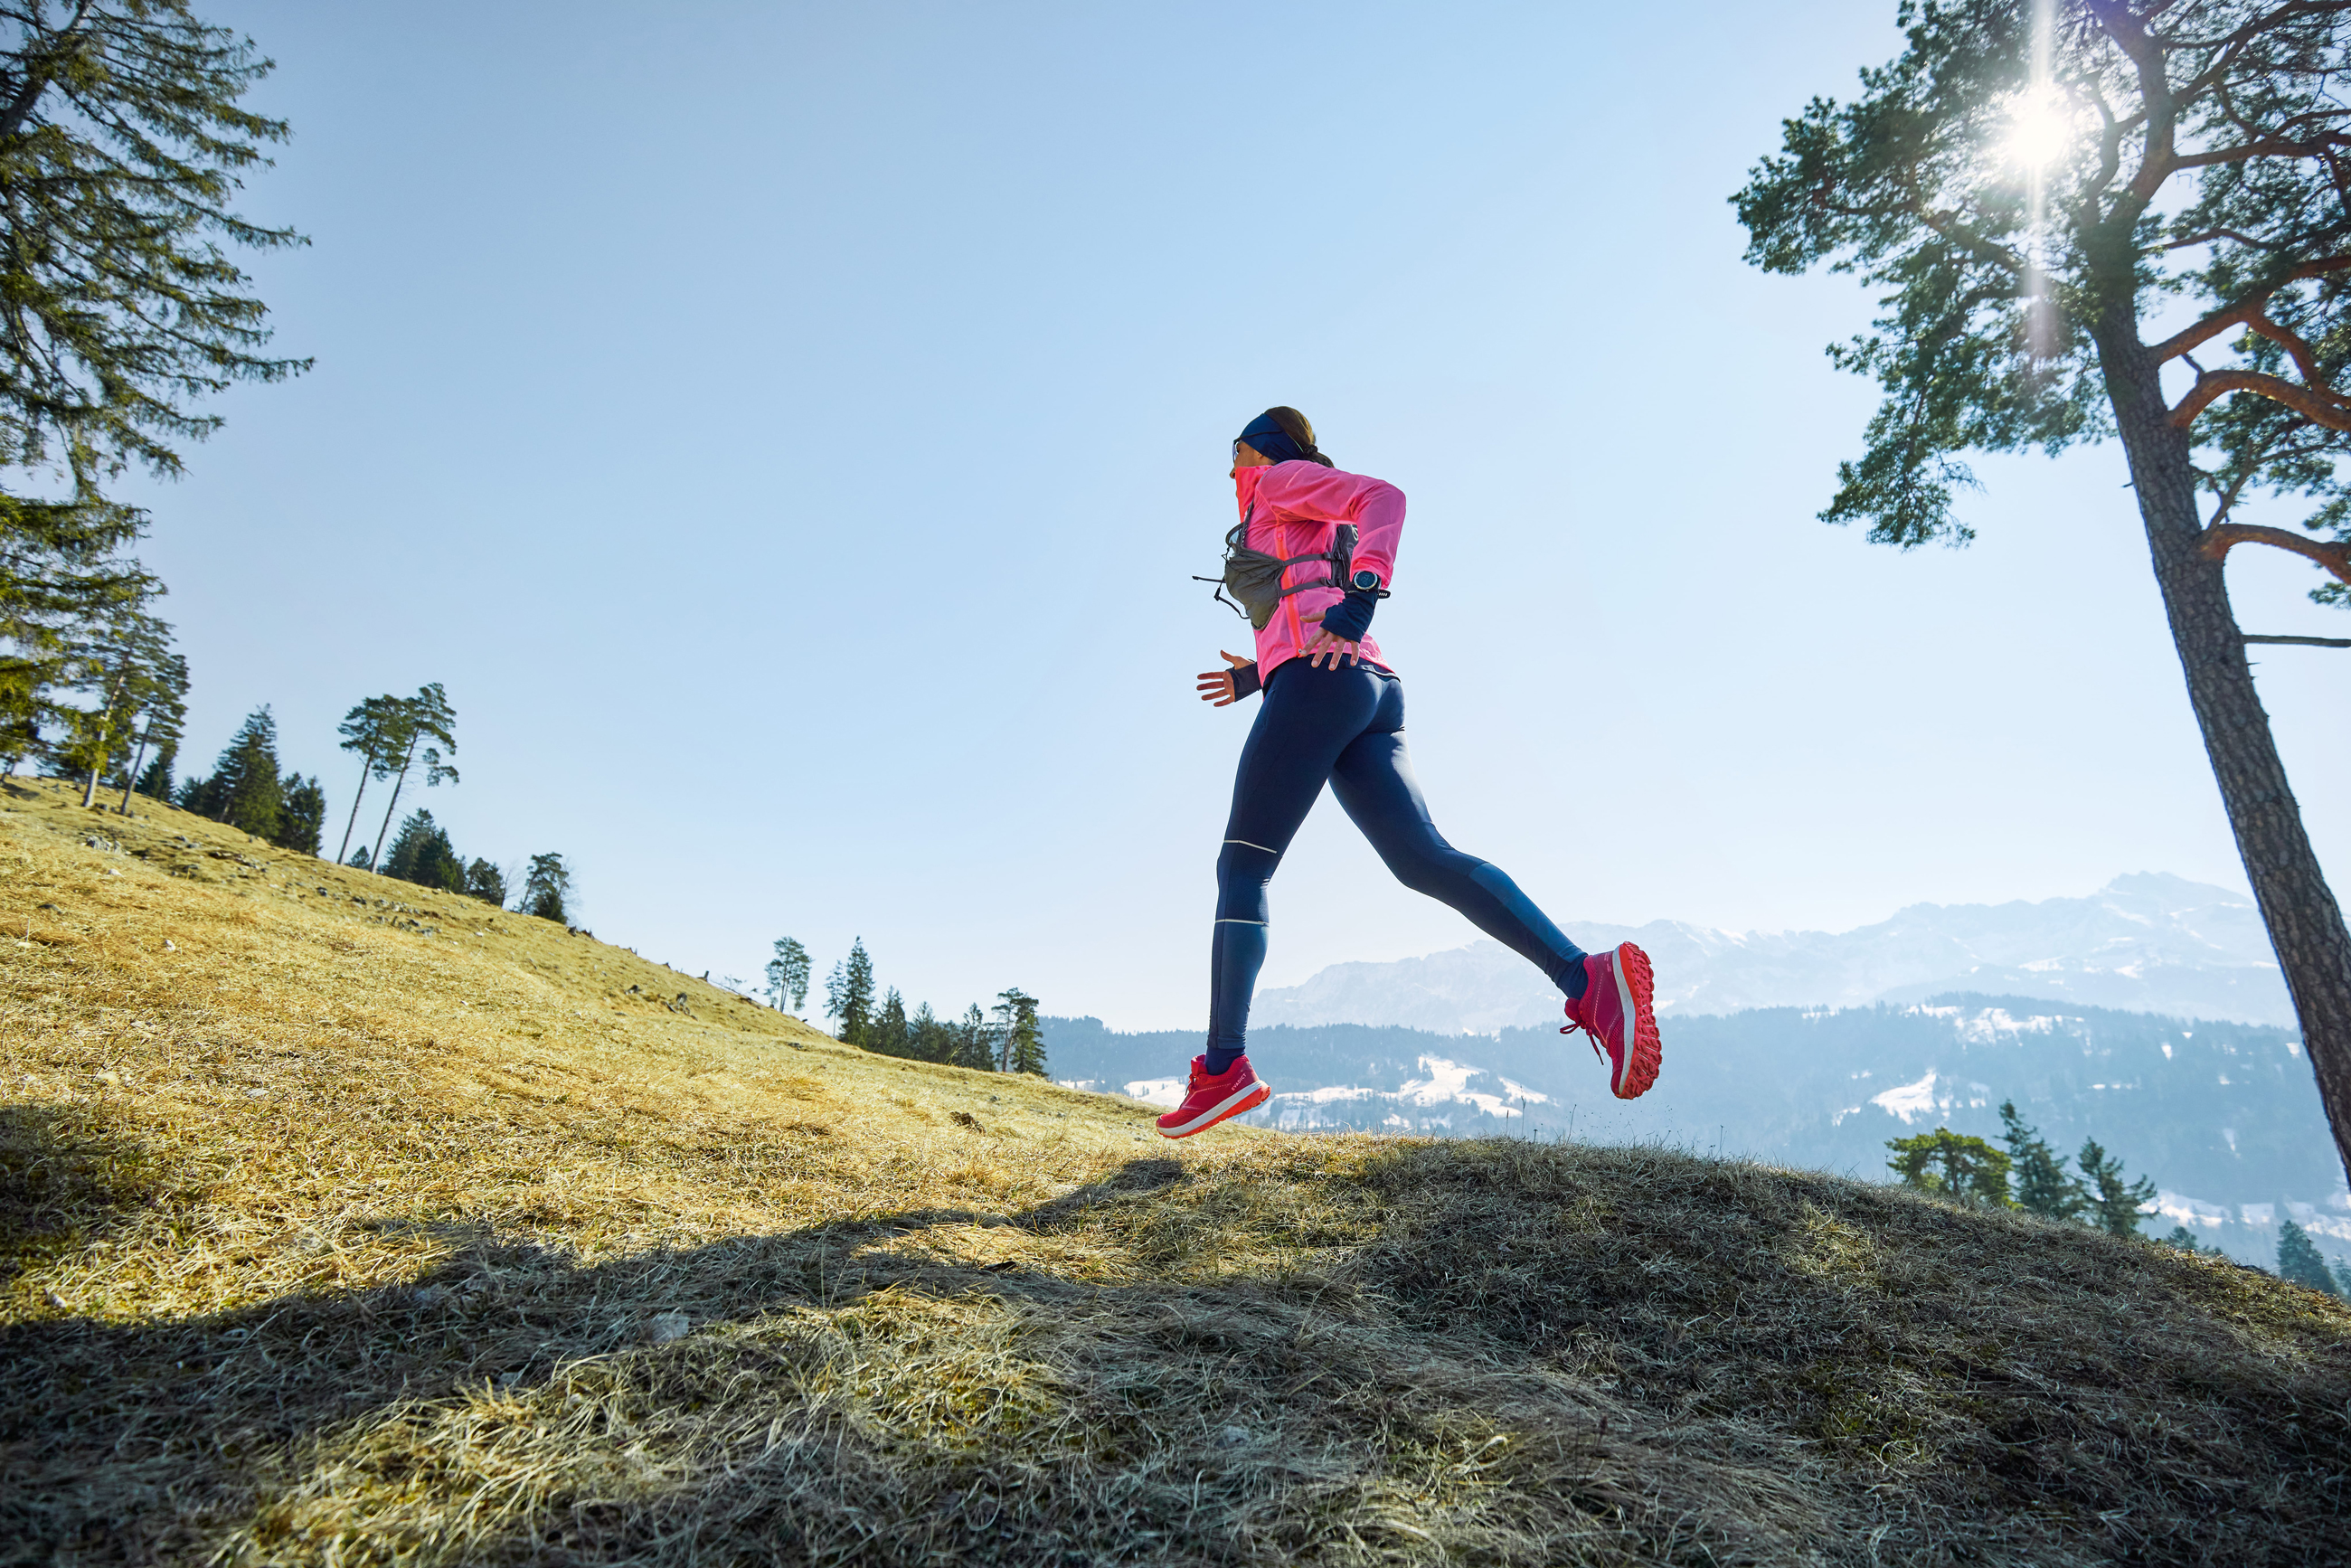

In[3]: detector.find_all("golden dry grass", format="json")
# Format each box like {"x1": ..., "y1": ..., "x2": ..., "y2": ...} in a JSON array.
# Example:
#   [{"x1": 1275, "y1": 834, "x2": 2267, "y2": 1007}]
[{"x1": 4, "y1": 773, "x2": 2348, "y2": 1565}]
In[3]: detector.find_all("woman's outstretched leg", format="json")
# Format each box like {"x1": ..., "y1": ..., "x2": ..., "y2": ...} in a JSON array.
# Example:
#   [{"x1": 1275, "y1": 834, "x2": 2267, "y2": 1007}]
[
  {"x1": 1329, "y1": 683, "x2": 1660, "y2": 1098},
  {"x1": 1328, "y1": 727, "x2": 1588, "y2": 994}
]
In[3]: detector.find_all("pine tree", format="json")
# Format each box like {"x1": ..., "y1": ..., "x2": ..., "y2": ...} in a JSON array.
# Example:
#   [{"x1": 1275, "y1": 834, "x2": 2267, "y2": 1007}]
[
  {"x1": 2278, "y1": 1219, "x2": 2340, "y2": 1297},
  {"x1": 206, "y1": 706, "x2": 283, "y2": 840},
  {"x1": 1999, "y1": 1100, "x2": 2088, "y2": 1222},
  {"x1": 113, "y1": 653, "x2": 187, "y2": 817},
  {"x1": 2077, "y1": 1139, "x2": 2158, "y2": 1240},
  {"x1": 1886, "y1": 1129, "x2": 2013, "y2": 1209},
  {"x1": 346, "y1": 844, "x2": 371, "y2": 872},
  {"x1": 0, "y1": 5, "x2": 307, "y2": 775},
  {"x1": 519, "y1": 853, "x2": 571, "y2": 923},
  {"x1": 463, "y1": 859, "x2": 505, "y2": 907},
  {"x1": 1733, "y1": 2, "x2": 2351, "y2": 1186},
  {"x1": 364, "y1": 684, "x2": 458, "y2": 871},
  {"x1": 333, "y1": 694, "x2": 407, "y2": 865},
  {"x1": 274, "y1": 774, "x2": 325, "y2": 855},
  {"x1": 765, "y1": 937, "x2": 810, "y2": 1014},
  {"x1": 998, "y1": 987, "x2": 1046, "y2": 1076},
  {"x1": 48, "y1": 609, "x2": 180, "y2": 808}
]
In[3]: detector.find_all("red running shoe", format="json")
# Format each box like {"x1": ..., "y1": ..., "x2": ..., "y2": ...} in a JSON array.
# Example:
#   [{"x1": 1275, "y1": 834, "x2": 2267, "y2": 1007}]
[
  {"x1": 1563, "y1": 942, "x2": 1660, "y2": 1100},
  {"x1": 1156, "y1": 1053, "x2": 1271, "y2": 1138}
]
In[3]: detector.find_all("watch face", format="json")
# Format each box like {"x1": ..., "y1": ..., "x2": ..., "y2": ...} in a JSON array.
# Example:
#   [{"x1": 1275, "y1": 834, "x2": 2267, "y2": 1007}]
[{"x1": 1352, "y1": 570, "x2": 1380, "y2": 591}]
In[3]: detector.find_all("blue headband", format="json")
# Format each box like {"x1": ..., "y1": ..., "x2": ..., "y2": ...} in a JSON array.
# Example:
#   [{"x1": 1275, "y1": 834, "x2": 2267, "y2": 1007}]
[{"x1": 1237, "y1": 412, "x2": 1308, "y2": 465}]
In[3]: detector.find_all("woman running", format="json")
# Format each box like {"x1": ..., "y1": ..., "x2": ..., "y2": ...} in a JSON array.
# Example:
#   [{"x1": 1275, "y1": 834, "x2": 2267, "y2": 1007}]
[{"x1": 1157, "y1": 406, "x2": 1661, "y2": 1139}]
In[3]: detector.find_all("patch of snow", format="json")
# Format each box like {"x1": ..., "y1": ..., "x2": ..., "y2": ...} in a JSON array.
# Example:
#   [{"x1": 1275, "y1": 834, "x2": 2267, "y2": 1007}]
[
  {"x1": 1869, "y1": 1071, "x2": 1940, "y2": 1124},
  {"x1": 2240, "y1": 1202, "x2": 2274, "y2": 1226},
  {"x1": 1124, "y1": 1078, "x2": 1184, "y2": 1108},
  {"x1": 2152, "y1": 1190, "x2": 2233, "y2": 1227}
]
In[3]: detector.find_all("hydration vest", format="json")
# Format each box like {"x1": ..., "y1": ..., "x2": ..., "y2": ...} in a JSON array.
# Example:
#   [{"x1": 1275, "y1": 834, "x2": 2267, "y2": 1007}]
[{"x1": 1195, "y1": 504, "x2": 1360, "y2": 631}]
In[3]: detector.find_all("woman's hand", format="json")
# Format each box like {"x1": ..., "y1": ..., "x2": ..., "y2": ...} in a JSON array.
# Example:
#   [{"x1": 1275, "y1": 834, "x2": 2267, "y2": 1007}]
[
  {"x1": 1196, "y1": 650, "x2": 1252, "y2": 706},
  {"x1": 1300, "y1": 609, "x2": 1363, "y2": 669}
]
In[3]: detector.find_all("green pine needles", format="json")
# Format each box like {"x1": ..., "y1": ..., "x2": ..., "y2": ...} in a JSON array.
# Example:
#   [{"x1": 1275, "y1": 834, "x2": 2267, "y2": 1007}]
[
  {"x1": 0, "y1": 3, "x2": 307, "y2": 770},
  {"x1": 1893, "y1": 1099, "x2": 2158, "y2": 1237}
]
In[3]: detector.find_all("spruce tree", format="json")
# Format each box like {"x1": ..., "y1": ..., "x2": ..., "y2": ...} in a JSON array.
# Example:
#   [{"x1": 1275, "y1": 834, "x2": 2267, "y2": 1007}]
[
  {"x1": 519, "y1": 853, "x2": 571, "y2": 922},
  {"x1": 2277, "y1": 1219, "x2": 2340, "y2": 1297},
  {"x1": 826, "y1": 939, "x2": 875, "y2": 1045},
  {"x1": 174, "y1": 770, "x2": 218, "y2": 817},
  {"x1": 1999, "y1": 1100, "x2": 2088, "y2": 1222},
  {"x1": 133, "y1": 742, "x2": 174, "y2": 800},
  {"x1": 907, "y1": 1001, "x2": 954, "y2": 1063},
  {"x1": 206, "y1": 706, "x2": 282, "y2": 840},
  {"x1": 463, "y1": 859, "x2": 505, "y2": 907},
  {"x1": 1886, "y1": 1129, "x2": 2013, "y2": 1209},
  {"x1": 872, "y1": 987, "x2": 909, "y2": 1058},
  {"x1": 2078, "y1": 1139, "x2": 2158, "y2": 1239},
  {"x1": 345, "y1": 845, "x2": 371, "y2": 871},
  {"x1": 954, "y1": 1003, "x2": 996, "y2": 1072},
  {"x1": 999, "y1": 987, "x2": 1046, "y2": 1076},
  {"x1": 273, "y1": 773, "x2": 324, "y2": 855},
  {"x1": 382, "y1": 808, "x2": 463, "y2": 893},
  {"x1": 765, "y1": 937, "x2": 810, "y2": 1014}
]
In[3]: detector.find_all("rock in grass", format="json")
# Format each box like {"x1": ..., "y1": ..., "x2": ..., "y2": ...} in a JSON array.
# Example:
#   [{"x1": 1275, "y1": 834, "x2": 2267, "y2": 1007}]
[{"x1": 646, "y1": 1310, "x2": 690, "y2": 1344}]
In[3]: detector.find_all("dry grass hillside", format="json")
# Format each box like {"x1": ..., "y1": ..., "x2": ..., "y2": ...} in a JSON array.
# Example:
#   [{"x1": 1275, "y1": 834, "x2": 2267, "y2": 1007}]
[{"x1": 4, "y1": 773, "x2": 2349, "y2": 1566}]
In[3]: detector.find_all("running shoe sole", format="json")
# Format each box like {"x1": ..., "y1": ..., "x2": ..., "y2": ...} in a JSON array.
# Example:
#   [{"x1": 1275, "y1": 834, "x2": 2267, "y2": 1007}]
[
  {"x1": 1610, "y1": 941, "x2": 1661, "y2": 1100},
  {"x1": 1157, "y1": 1080, "x2": 1272, "y2": 1138}
]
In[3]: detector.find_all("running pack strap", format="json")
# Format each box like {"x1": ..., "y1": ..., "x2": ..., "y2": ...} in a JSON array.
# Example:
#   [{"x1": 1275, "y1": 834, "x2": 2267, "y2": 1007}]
[{"x1": 1191, "y1": 505, "x2": 1375, "y2": 631}]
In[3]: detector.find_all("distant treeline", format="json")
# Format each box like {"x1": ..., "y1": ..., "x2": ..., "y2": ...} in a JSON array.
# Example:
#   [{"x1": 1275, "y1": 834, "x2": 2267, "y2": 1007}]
[{"x1": 761, "y1": 935, "x2": 1046, "y2": 1075}]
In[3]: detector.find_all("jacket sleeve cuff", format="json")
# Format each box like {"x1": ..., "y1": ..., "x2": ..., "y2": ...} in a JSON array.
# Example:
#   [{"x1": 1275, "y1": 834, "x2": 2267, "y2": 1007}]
[{"x1": 1232, "y1": 662, "x2": 1261, "y2": 699}]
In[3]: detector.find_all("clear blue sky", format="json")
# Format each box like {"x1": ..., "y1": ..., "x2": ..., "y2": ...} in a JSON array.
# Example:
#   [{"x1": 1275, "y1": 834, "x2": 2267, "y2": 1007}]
[{"x1": 131, "y1": 1, "x2": 2346, "y2": 1032}]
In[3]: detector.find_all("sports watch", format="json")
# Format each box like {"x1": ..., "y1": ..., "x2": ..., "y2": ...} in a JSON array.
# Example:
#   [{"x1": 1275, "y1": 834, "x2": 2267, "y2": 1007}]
[{"x1": 1351, "y1": 569, "x2": 1382, "y2": 592}]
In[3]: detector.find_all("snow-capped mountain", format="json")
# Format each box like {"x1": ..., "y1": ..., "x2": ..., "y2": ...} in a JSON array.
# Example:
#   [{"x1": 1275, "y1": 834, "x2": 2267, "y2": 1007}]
[{"x1": 1249, "y1": 874, "x2": 2291, "y2": 1033}]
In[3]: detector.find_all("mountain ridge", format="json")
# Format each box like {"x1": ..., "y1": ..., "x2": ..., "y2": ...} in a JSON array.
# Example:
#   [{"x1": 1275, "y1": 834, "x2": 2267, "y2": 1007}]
[{"x1": 1250, "y1": 873, "x2": 2292, "y2": 1034}]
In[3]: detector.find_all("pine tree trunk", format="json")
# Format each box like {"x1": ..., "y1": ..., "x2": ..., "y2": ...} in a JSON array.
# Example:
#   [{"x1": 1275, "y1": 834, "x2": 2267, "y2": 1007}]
[
  {"x1": 336, "y1": 757, "x2": 371, "y2": 864},
  {"x1": 2104, "y1": 332, "x2": 2351, "y2": 1188},
  {"x1": 117, "y1": 730, "x2": 148, "y2": 816},
  {"x1": 80, "y1": 762, "x2": 99, "y2": 808}
]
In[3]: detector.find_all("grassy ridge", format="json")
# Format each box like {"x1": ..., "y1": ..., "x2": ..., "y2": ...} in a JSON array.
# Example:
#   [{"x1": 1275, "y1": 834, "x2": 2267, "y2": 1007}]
[{"x1": 3, "y1": 774, "x2": 2347, "y2": 1565}]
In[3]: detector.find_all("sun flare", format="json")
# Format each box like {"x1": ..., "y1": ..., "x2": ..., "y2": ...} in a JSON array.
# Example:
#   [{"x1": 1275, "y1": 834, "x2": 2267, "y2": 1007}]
[{"x1": 2002, "y1": 83, "x2": 2075, "y2": 169}]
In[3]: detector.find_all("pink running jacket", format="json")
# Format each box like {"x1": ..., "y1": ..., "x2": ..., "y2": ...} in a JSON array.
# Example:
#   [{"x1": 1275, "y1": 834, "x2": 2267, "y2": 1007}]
[{"x1": 1232, "y1": 459, "x2": 1404, "y2": 685}]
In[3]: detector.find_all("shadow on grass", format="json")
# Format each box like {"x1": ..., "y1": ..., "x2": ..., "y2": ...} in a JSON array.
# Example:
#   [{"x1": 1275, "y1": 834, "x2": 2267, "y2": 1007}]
[
  {"x1": 0, "y1": 1104, "x2": 162, "y2": 1288},
  {"x1": 3, "y1": 1138, "x2": 2348, "y2": 1567}
]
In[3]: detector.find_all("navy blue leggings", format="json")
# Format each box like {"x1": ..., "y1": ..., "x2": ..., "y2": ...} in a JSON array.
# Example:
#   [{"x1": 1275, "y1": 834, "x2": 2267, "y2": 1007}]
[{"x1": 1209, "y1": 658, "x2": 1586, "y2": 1062}]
